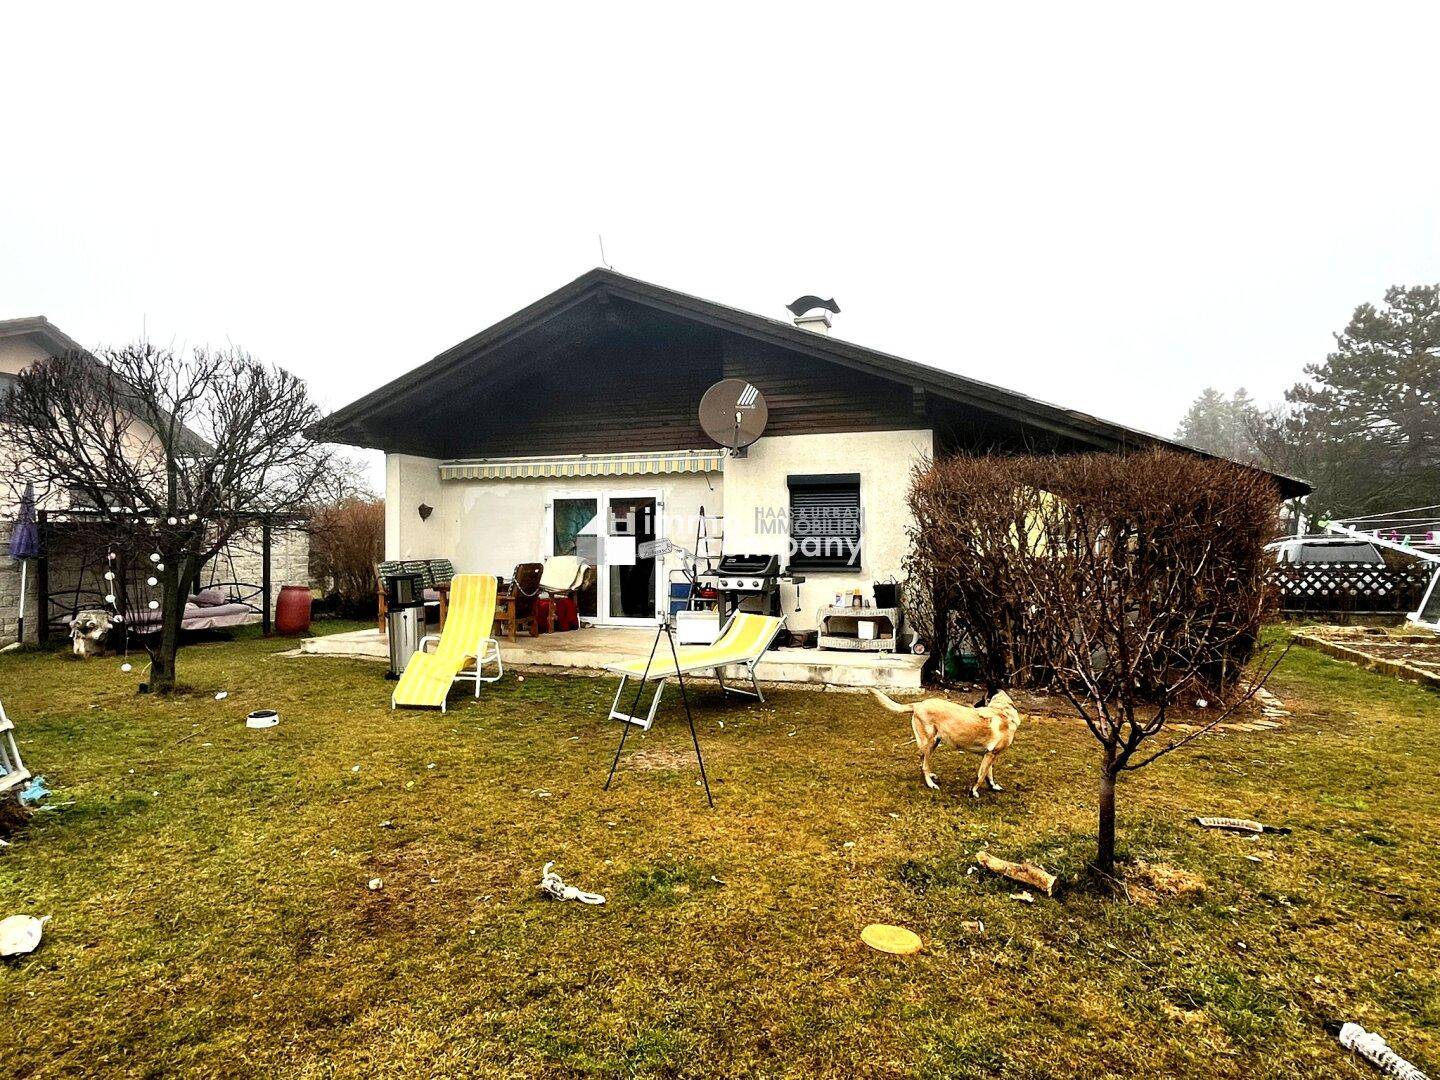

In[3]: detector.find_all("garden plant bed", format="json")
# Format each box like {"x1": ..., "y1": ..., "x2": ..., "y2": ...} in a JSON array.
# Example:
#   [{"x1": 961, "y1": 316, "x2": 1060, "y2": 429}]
[
  {"x1": 1293, "y1": 626, "x2": 1440, "y2": 691},
  {"x1": 0, "y1": 626, "x2": 1437, "y2": 1076}
]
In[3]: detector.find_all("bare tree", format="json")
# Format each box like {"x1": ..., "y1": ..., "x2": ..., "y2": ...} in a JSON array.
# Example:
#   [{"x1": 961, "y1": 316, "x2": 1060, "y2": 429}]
[
  {"x1": 907, "y1": 451, "x2": 1285, "y2": 880},
  {"x1": 1, "y1": 343, "x2": 335, "y2": 691},
  {"x1": 309, "y1": 496, "x2": 385, "y2": 617}
]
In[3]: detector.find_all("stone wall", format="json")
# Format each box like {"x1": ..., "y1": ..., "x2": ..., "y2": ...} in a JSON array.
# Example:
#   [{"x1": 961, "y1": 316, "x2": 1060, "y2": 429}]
[
  {"x1": 208, "y1": 525, "x2": 310, "y2": 614},
  {"x1": 0, "y1": 557, "x2": 40, "y2": 647}
]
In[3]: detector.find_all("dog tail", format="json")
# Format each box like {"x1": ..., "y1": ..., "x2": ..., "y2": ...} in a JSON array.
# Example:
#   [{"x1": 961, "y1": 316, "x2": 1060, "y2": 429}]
[{"x1": 868, "y1": 688, "x2": 914, "y2": 715}]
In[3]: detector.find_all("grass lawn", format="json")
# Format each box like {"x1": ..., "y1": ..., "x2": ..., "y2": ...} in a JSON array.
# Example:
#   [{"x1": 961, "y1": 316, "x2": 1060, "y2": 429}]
[{"x1": 1, "y1": 626, "x2": 1437, "y2": 1078}]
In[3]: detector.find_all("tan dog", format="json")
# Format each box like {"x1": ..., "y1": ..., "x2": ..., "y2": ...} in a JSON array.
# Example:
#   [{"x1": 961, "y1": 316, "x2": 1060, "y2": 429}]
[{"x1": 870, "y1": 688, "x2": 1023, "y2": 797}]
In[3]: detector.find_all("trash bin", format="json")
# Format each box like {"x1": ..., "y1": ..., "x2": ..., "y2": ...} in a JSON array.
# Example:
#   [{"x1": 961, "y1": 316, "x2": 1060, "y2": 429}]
[{"x1": 384, "y1": 572, "x2": 426, "y2": 679}]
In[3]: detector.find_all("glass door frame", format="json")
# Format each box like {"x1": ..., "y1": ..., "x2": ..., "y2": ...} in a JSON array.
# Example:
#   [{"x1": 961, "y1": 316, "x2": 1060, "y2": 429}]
[{"x1": 545, "y1": 486, "x2": 665, "y2": 627}]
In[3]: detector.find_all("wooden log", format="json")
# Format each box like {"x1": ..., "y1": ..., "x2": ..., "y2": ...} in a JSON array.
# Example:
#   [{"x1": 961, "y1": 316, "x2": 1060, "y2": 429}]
[{"x1": 976, "y1": 850, "x2": 1057, "y2": 896}]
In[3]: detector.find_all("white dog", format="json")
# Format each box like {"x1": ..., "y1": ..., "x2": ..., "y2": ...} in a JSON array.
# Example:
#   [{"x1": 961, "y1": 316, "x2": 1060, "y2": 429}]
[{"x1": 69, "y1": 609, "x2": 113, "y2": 658}]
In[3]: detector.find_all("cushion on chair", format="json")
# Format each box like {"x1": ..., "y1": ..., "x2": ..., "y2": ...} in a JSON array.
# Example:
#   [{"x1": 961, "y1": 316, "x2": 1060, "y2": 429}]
[
  {"x1": 539, "y1": 555, "x2": 585, "y2": 593},
  {"x1": 427, "y1": 559, "x2": 456, "y2": 587},
  {"x1": 401, "y1": 560, "x2": 435, "y2": 588}
]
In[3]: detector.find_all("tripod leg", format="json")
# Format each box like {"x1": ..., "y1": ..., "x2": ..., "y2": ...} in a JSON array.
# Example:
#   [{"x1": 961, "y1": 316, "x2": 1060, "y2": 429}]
[
  {"x1": 604, "y1": 622, "x2": 664, "y2": 791},
  {"x1": 667, "y1": 622, "x2": 712, "y2": 807}
]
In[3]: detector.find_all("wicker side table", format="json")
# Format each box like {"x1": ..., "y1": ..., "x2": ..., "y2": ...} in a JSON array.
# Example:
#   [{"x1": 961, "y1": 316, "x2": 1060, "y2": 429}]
[{"x1": 817, "y1": 606, "x2": 901, "y2": 651}]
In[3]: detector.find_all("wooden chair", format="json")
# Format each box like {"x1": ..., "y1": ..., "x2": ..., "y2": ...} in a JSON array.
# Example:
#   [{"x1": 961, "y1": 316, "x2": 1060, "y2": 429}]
[
  {"x1": 493, "y1": 562, "x2": 543, "y2": 641},
  {"x1": 375, "y1": 560, "x2": 406, "y2": 631}
]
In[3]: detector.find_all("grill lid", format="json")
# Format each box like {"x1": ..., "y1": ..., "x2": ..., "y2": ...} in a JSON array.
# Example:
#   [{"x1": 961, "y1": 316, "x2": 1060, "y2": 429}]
[{"x1": 714, "y1": 553, "x2": 781, "y2": 576}]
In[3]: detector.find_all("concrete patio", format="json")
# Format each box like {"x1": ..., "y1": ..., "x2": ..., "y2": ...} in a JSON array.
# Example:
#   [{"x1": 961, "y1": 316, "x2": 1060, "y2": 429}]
[{"x1": 297, "y1": 625, "x2": 926, "y2": 691}]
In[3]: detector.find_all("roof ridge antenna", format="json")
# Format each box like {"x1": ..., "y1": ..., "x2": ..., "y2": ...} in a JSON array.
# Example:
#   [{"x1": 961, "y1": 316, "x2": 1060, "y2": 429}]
[{"x1": 597, "y1": 234, "x2": 615, "y2": 271}]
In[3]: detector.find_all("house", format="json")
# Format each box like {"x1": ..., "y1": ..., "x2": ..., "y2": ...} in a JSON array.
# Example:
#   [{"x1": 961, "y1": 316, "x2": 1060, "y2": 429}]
[
  {"x1": 316, "y1": 269, "x2": 1309, "y2": 633},
  {"x1": 0, "y1": 317, "x2": 308, "y2": 645}
]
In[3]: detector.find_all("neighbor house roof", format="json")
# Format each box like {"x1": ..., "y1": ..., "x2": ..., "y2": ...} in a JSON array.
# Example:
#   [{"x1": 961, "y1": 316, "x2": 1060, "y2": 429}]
[
  {"x1": 315, "y1": 268, "x2": 1311, "y2": 497},
  {"x1": 0, "y1": 315, "x2": 89, "y2": 357},
  {"x1": 0, "y1": 316, "x2": 211, "y2": 455}
]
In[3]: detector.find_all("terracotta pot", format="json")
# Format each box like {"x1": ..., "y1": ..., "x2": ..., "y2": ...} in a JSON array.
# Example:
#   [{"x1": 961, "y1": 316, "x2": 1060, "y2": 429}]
[{"x1": 274, "y1": 585, "x2": 313, "y2": 635}]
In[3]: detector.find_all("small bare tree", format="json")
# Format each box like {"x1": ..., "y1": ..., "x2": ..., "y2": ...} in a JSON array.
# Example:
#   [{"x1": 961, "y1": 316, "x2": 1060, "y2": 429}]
[
  {"x1": 309, "y1": 496, "x2": 385, "y2": 617},
  {"x1": 906, "y1": 451, "x2": 1284, "y2": 880},
  {"x1": 1, "y1": 343, "x2": 335, "y2": 691}
]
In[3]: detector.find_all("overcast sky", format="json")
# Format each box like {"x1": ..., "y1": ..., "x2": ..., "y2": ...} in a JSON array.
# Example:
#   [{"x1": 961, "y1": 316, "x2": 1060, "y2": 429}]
[{"x1": 4, "y1": 3, "x2": 1437, "y2": 484}]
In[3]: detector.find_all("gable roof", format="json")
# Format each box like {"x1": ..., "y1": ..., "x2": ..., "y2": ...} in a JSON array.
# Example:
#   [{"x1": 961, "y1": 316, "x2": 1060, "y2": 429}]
[
  {"x1": 0, "y1": 315, "x2": 89, "y2": 357},
  {"x1": 315, "y1": 268, "x2": 1310, "y2": 497}
]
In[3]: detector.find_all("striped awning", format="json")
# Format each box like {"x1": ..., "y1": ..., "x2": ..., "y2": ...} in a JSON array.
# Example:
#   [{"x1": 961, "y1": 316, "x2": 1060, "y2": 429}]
[{"x1": 439, "y1": 449, "x2": 725, "y2": 481}]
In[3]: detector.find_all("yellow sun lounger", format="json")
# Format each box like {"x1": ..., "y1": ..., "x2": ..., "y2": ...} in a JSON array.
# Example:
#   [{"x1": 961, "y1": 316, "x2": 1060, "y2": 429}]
[
  {"x1": 604, "y1": 612, "x2": 785, "y2": 730},
  {"x1": 392, "y1": 574, "x2": 502, "y2": 711}
]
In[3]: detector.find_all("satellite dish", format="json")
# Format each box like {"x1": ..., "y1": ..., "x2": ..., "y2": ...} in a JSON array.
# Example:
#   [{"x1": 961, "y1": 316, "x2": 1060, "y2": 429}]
[{"x1": 699, "y1": 378, "x2": 768, "y2": 450}]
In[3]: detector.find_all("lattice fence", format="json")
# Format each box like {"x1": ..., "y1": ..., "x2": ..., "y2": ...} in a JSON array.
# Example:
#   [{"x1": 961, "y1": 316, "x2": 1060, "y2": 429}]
[{"x1": 1266, "y1": 563, "x2": 1435, "y2": 615}]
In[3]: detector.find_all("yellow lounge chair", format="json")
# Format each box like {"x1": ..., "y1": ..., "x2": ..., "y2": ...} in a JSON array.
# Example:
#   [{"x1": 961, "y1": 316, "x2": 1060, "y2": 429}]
[
  {"x1": 604, "y1": 612, "x2": 785, "y2": 730},
  {"x1": 392, "y1": 574, "x2": 502, "y2": 711}
]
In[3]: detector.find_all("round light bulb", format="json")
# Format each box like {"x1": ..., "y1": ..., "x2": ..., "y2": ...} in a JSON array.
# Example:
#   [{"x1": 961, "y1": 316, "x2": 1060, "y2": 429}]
[
  {"x1": 150, "y1": 553, "x2": 161, "y2": 563},
  {"x1": 104, "y1": 571, "x2": 115, "y2": 581},
  {"x1": 120, "y1": 663, "x2": 133, "y2": 673},
  {"x1": 113, "y1": 614, "x2": 124, "y2": 623},
  {"x1": 188, "y1": 513, "x2": 198, "y2": 522},
  {"x1": 167, "y1": 516, "x2": 177, "y2": 525},
  {"x1": 148, "y1": 600, "x2": 159, "y2": 610},
  {"x1": 156, "y1": 563, "x2": 164, "y2": 571},
  {"x1": 147, "y1": 576, "x2": 158, "y2": 587},
  {"x1": 105, "y1": 593, "x2": 116, "y2": 604}
]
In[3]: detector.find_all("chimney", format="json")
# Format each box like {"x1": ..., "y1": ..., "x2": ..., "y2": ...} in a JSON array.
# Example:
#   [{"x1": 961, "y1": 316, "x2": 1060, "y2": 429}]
[{"x1": 787, "y1": 295, "x2": 840, "y2": 335}]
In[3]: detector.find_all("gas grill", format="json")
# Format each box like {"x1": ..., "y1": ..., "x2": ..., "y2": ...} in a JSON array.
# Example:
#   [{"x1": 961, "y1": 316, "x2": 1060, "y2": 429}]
[{"x1": 703, "y1": 553, "x2": 802, "y2": 621}]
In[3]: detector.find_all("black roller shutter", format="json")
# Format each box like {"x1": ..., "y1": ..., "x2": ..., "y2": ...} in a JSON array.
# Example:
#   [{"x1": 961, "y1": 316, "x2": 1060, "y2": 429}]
[{"x1": 788, "y1": 473, "x2": 861, "y2": 571}]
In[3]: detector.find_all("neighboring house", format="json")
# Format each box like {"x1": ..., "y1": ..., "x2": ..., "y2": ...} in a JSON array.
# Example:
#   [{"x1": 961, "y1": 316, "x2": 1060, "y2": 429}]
[
  {"x1": 0, "y1": 317, "x2": 308, "y2": 645},
  {"x1": 316, "y1": 269, "x2": 1310, "y2": 632}
]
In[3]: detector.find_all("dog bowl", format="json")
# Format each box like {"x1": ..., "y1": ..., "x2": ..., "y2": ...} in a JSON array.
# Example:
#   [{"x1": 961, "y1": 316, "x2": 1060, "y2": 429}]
[{"x1": 245, "y1": 709, "x2": 279, "y2": 729}]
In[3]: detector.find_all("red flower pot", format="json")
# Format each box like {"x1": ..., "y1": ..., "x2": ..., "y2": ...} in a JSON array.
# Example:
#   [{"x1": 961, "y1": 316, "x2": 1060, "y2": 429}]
[{"x1": 274, "y1": 585, "x2": 313, "y2": 635}]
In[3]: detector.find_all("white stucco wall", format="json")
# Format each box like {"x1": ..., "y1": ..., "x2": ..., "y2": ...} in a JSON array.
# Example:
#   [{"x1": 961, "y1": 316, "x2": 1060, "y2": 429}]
[
  {"x1": 383, "y1": 430, "x2": 930, "y2": 632},
  {"x1": 722, "y1": 428, "x2": 933, "y2": 631},
  {"x1": 0, "y1": 335, "x2": 48, "y2": 376},
  {"x1": 384, "y1": 452, "x2": 722, "y2": 585},
  {"x1": 441, "y1": 472, "x2": 721, "y2": 582},
  {"x1": 384, "y1": 454, "x2": 445, "y2": 560}
]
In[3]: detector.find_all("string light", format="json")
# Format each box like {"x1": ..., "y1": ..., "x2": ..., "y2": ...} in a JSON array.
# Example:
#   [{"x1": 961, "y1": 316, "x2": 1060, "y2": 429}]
[
  {"x1": 104, "y1": 571, "x2": 115, "y2": 581},
  {"x1": 147, "y1": 576, "x2": 158, "y2": 587},
  {"x1": 149, "y1": 553, "x2": 161, "y2": 563}
]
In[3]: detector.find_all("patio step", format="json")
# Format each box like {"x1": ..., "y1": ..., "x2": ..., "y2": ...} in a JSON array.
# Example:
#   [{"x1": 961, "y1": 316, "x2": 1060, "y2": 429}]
[{"x1": 297, "y1": 627, "x2": 925, "y2": 691}]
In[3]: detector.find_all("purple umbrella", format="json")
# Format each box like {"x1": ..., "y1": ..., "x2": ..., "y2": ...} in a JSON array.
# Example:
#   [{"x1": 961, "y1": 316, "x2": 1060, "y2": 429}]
[{"x1": 8, "y1": 483, "x2": 40, "y2": 644}]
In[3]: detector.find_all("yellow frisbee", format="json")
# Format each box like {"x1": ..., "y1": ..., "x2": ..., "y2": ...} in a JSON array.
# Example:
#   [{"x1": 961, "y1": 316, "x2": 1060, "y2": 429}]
[{"x1": 861, "y1": 923, "x2": 923, "y2": 955}]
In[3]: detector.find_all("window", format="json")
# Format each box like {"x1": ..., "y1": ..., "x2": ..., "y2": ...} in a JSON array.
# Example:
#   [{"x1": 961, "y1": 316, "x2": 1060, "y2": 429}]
[{"x1": 788, "y1": 473, "x2": 861, "y2": 571}]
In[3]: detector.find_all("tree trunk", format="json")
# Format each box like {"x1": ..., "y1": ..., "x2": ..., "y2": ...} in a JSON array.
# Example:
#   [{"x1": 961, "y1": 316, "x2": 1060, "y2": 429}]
[
  {"x1": 147, "y1": 556, "x2": 190, "y2": 693},
  {"x1": 1095, "y1": 744, "x2": 1118, "y2": 878}
]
